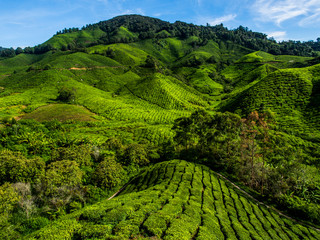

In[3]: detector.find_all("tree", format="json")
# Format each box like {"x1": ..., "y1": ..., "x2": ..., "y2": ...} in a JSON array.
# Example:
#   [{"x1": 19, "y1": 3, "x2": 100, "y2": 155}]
[
  {"x1": 50, "y1": 145, "x2": 92, "y2": 167},
  {"x1": 0, "y1": 183, "x2": 20, "y2": 215},
  {"x1": 56, "y1": 87, "x2": 76, "y2": 103},
  {"x1": 15, "y1": 47, "x2": 24, "y2": 55},
  {"x1": 203, "y1": 112, "x2": 242, "y2": 170},
  {"x1": 239, "y1": 111, "x2": 273, "y2": 191},
  {"x1": 61, "y1": 45, "x2": 68, "y2": 51},
  {"x1": 43, "y1": 160, "x2": 83, "y2": 194},
  {"x1": 23, "y1": 47, "x2": 34, "y2": 54},
  {"x1": 123, "y1": 143, "x2": 149, "y2": 166},
  {"x1": 37, "y1": 160, "x2": 84, "y2": 216},
  {"x1": 92, "y1": 156, "x2": 125, "y2": 189},
  {"x1": 105, "y1": 47, "x2": 115, "y2": 58},
  {"x1": 0, "y1": 183, "x2": 20, "y2": 239},
  {"x1": 0, "y1": 48, "x2": 15, "y2": 58},
  {"x1": 12, "y1": 182, "x2": 35, "y2": 219},
  {"x1": 144, "y1": 55, "x2": 160, "y2": 70},
  {"x1": 173, "y1": 109, "x2": 212, "y2": 154},
  {"x1": 173, "y1": 110, "x2": 242, "y2": 165},
  {"x1": 0, "y1": 150, "x2": 45, "y2": 185}
]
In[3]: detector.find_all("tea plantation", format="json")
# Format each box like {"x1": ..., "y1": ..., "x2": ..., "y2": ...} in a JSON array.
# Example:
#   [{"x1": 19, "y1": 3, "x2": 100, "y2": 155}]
[
  {"x1": 26, "y1": 160, "x2": 320, "y2": 240},
  {"x1": 1, "y1": 14, "x2": 320, "y2": 239}
]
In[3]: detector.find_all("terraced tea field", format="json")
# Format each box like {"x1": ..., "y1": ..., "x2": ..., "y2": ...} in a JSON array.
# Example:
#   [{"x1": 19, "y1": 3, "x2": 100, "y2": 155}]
[{"x1": 27, "y1": 160, "x2": 320, "y2": 239}]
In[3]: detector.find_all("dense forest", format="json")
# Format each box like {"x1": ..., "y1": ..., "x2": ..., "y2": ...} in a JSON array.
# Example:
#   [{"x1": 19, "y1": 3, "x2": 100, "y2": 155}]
[{"x1": 0, "y1": 14, "x2": 320, "y2": 239}]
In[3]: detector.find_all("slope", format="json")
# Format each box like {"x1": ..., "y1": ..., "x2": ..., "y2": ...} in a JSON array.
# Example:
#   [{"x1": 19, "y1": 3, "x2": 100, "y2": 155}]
[
  {"x1": 221, "y1": 64, "x2": 320, "y2": 137},
  {"x1": 43, "y1": 28, "x2": 107, "y2": 49},
  {"x1": 124, "y1": 73, "x2": 209, "y2": 110},
  {"x1": 26, "y1": 160, "x2": 320, "y2": 240}
]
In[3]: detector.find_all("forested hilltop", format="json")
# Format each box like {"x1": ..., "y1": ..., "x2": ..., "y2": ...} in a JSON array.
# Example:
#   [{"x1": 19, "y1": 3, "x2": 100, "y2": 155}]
[
  {"x1": 0, "y1": 14, "x2": 320, "y2": 239},
  {"x1": 2, "y1": 14, "x2": 320, "y2": 57}
]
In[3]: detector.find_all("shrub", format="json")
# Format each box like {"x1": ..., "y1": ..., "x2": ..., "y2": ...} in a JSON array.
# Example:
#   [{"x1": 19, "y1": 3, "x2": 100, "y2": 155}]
[
  {"x1": 56, "y1": 87, "x2": 76, "y2": 103},
  {"x1": 76, "y1": 223, "x2": 112, "y2": 239}
]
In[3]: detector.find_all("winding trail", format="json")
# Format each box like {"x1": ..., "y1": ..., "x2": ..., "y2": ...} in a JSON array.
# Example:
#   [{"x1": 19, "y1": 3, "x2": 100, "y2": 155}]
[{"x1": 107, "y1": 178, "x2": 134, "y2": 200}]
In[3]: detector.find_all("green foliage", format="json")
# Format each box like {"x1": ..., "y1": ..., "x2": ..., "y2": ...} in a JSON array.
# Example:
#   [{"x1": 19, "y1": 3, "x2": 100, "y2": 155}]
[
  {"x1": 92, "y1": 156, "x2": 125, "y2": 189},
  {"x1": 172, "y1": 109, "x2": 320, "y2": 224},
  {"x1": 20, "y1": 217, "x2": 50, "y2": 234},
  {"x1": 56, "y1": 86, "x2": 76, "y2": 103},
  {"x1": 173, "y1": 110, "x2": 242, "y2": 165},
  {"x1": 22, "y1": 104, "x2": 96, "y2": 122},
  {"x1": 50, "y1": 145, "x2": 93, "y2": 167},
  {"x1": 27, "y1": 219, "x2": 82, "y2": 239},
  {"x1": 23, "y1": 160, "x2": 320, "y2": 239},
  {"x1": 0, "y1": 183, "x2": 21, "y2": 239},
  {"x1": 1, "y1": 14, "x2": 320, "y2": 239},
  {"x1": 122, "y1": 143, "x2": 150, "y2": 166},
  {"x1": 125, "y1": 73, "x2": 208, "y2": 111},
  {"x1": 75, "y1": 223, "x2": 113, "y2": 239},
  {"x1": 0, "y1": 150, "x2": 45, "y2": 184},
  {"x1": 42, "y1": 160, "x2": 83, "y2": 194},
  {"x1": 0, "y1": 183, "x2": 20, "y2": 215}
]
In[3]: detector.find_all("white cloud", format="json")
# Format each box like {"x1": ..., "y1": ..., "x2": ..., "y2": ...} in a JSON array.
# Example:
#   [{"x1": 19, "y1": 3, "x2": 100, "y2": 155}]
[
  {"x1": 207, "y1": 14, "x2": 237, "y2": 26},
  {"x1": 94, "y1": 0, "x2": 145, "y2": 17},
  {"x1": 120, "y1": 8, "x2": 145, "y2": 16},
  {"x1": 267, "y1": 31, "x2": 287, "y2": 41},
  {"x1": 252, "y1": 0, "x2": 320, "y2": 26},
  {"x1": 298, "y1": 10, "x2": 320, "y2": 26}
]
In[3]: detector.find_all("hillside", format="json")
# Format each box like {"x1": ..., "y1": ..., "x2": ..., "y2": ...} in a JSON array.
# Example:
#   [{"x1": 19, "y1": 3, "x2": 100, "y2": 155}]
[
  {"x1": 1, "y1": 14, "x2": 320, "y2": 239},
  {"x1": 25, "y1": 160, "x2": 320, "y2": 240}
]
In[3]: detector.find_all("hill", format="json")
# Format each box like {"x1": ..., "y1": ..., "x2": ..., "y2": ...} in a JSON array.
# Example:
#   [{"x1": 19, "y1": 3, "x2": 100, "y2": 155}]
[
  {"x1": 25, "y1": 160, "x2": 320, "y2": 240},
  {"x1": 37, "y1": 15, "x2": 320, "y2": 57},
  {"x1": 1, "y1": 14, "x2": 320, "y2": 239}
]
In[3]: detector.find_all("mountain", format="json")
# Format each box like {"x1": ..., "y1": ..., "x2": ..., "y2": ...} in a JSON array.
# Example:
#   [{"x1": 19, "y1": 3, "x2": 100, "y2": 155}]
[
  {"x1": 0, "y1": 15, "x2": 320, "y2": 239},
  {"x1": 40, "y1": 15, "x2": 319, "y2": 57}
]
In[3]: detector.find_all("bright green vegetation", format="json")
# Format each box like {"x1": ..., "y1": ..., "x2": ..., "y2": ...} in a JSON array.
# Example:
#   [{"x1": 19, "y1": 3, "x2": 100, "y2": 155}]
[
  {"x1": 44, "y1": 28, "x2": 107, "y2": 49},
  {"x1": 25, "y1": 160, "x2": 320, "y2": 239},
  {"x1": 21, "y1": 104, "x2": 96, "y2": 122},
  {"x1": 1, "y1": 14, "x2": 320, "y2": 239},
  {"x1": 173, "y1": 110, "x2": 320, "y2": 224},
  {"x1": 222, "y1": 65, "x2": 320, "y2": 137}
]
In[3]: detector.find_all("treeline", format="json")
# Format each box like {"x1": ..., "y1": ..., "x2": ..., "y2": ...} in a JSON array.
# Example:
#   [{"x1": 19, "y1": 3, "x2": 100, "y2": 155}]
[
  {"x1": 0, "y1": 43, "x2": 85, "y2": 57},
  {"x1": 55, "y1": 27, "x2": 80, "y2": 35},
  {"x1": 0, "y1": 47, "x2": 24, "y2": 58},
  {"x1": 0, "y1": 46, "x2": 49, "y2": 57}
]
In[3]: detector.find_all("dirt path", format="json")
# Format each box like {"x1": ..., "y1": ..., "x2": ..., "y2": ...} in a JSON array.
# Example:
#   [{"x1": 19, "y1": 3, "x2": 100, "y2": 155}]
[
  {"x1": 107, "y1": 178, "x2": 134, "y2": 200},
  {"x1": 69, "y1": 66, "x2": 125, "y2": 71}
]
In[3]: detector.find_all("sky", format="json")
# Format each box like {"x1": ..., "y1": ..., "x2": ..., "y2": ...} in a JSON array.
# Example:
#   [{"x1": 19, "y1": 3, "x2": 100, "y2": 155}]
[{"x1": 1, "y1": 0, "x2": 320, "y2": 48}]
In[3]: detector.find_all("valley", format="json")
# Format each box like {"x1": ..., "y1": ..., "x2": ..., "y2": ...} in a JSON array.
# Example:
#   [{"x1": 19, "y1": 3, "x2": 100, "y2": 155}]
[{"x1": 0, "y1": 14, "x2": 320, "y2": 239}]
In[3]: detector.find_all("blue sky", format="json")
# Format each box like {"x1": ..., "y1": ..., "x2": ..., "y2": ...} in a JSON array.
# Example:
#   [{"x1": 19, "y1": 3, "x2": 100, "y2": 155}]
[{"x1": 1, "y1": 0, "x2": 320, "y2": 48}]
